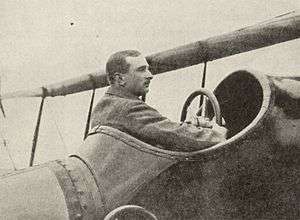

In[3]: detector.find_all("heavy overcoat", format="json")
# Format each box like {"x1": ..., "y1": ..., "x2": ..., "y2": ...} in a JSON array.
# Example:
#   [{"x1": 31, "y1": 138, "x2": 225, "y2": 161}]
[{"x1": 91, "y1": 86, "x2": 225, "y2": 151}]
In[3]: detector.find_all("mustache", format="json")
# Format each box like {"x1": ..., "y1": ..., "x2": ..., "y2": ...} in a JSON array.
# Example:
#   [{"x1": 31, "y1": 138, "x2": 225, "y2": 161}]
[{"x1": 144, "y1": 80, "x2": 151, "y2": 85}]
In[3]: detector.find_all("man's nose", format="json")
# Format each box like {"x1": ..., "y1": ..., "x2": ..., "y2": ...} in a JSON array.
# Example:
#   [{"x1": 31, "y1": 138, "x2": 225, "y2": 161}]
[{"x1": 145, "y1": 70, "x2": 153, "y2": 79}]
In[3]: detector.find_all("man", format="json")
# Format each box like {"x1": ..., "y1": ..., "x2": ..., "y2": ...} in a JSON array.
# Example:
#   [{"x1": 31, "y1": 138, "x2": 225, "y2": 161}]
[{"x1": 91, "y1": 50, "x2": 227, "y2": 151}]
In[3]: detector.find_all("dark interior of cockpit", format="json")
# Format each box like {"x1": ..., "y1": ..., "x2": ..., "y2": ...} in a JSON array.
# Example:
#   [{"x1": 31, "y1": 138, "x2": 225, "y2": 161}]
[{"x1": 207, "y1": 70, "x2": 264, "y2": 139}]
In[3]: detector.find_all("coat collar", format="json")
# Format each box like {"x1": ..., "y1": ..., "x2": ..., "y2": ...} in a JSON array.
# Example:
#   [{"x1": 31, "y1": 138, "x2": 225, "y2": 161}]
[{"x1": 105, "y1": 86, "x2": 141, "y2": 100}]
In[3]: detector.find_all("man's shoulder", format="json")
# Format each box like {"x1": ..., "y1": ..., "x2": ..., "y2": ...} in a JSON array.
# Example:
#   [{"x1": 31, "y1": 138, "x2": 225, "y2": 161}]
[
  {"x1": 94, "y1": 94, "x2": 126, "y2": 110},
  {"x1": 91, "y1": 94, "x2": 134, "y2": 128}
]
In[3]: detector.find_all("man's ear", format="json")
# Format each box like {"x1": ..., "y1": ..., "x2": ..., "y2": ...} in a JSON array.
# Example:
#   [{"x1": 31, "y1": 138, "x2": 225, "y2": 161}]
[{"x1": 115, "y1": 72, "x2": 126, "y2": 86}]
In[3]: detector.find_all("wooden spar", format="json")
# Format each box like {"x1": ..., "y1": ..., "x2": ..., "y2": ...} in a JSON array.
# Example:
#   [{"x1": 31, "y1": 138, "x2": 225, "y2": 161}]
[
  {"x1": 2, "y1": 12, "x2": 300, "y2": 99},
  {"x1": 148, "y1": 13, "x2": 300, "y2": 74},
  {"x1": 1, "y1": 72, "x2": 107, "y2": 99}
]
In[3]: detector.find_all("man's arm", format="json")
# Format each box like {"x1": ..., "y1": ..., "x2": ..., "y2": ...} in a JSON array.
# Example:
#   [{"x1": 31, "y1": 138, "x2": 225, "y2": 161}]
[{"x1": 121, "y1": 100, "x2": 227, "y2": 151}]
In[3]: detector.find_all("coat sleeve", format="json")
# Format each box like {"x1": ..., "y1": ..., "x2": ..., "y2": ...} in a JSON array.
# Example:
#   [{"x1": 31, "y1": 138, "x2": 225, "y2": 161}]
[{"x1": 120, "y1": 100, "x2": 226, "y2": 152}]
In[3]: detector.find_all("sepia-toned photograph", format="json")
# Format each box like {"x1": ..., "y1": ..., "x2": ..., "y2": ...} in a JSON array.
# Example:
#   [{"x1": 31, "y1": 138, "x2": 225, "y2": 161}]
[{"x1": 0, "y1": 1, "x2": 299, "y2": 219}]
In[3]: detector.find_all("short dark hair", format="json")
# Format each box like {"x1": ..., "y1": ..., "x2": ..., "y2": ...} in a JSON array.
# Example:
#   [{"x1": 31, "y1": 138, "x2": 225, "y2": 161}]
[{"x1": 106, "y1": 50, "x2": 141, "y2": 84}]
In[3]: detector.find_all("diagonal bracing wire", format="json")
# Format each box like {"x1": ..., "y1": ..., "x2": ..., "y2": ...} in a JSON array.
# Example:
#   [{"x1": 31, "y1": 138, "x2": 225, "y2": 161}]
[
  {"x1": 0, "y1": 128, "x2": 17, "y2": 171},
  {"x1": 0, "y1": 76, "x2": 6, "y2": 117},
  {"x1": 0, "y1": 74, "x2": 16, "y2": 170},
  {"x1": 48, "y1": 104, "x2": 69, "y2": 156}
]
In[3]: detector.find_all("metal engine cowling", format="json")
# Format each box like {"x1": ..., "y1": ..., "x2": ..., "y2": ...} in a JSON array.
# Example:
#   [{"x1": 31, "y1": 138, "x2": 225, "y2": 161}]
[{"x1": 0, "y1": 127, "x2": 175, "y2": 220}]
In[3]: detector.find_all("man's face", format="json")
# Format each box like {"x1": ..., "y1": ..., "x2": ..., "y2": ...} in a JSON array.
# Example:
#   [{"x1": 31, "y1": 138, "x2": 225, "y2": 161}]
[{"x1": 123, "y1": 55, "x2": 153, "y2": 97}]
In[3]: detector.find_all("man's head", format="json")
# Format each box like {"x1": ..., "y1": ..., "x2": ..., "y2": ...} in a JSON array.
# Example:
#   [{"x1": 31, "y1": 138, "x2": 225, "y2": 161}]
[{"x1": 106, "y1": 50, "x2": 153, "y2": 97}]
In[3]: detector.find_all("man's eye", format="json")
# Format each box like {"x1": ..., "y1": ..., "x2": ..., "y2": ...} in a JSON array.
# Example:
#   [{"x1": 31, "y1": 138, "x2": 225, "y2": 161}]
[{"x1": 137, "y1": 66, "x2": 147, "y2": 71}]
